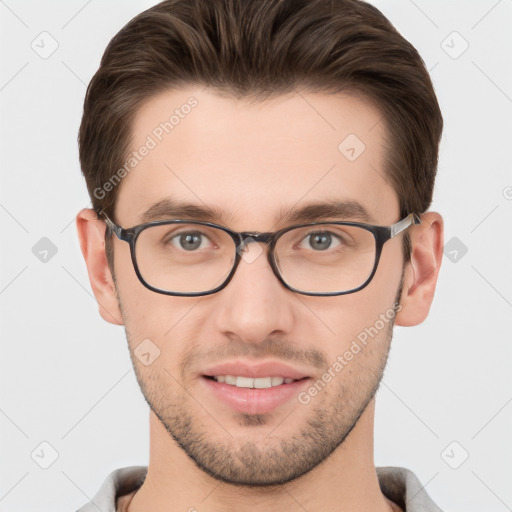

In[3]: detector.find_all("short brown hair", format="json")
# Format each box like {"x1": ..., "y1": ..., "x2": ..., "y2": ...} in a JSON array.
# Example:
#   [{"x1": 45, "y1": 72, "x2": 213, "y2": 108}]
[{"x1": 78, "y1": 0, "x2": 443, "y2": 264}]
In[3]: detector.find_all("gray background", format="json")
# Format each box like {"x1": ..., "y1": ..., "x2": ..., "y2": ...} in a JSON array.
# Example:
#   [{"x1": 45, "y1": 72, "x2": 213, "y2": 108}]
[{"x1": 1, "y1": 0, "x2": 511, "y2": 510}]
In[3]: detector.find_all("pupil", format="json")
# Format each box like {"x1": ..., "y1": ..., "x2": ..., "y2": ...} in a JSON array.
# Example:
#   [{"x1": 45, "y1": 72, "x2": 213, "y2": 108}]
[
  {"x1": 180, "y1": 233, "x2": 201, "y2": 250},
  {"x1": 310, "y1": 233, "x2": 331, "y2": 250}
]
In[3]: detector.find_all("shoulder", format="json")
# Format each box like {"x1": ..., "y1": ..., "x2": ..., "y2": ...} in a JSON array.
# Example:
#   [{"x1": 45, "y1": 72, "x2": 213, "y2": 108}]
[
  {"x1": 75, "y1": 466, "x2": 148, "y2": 512},
  {"x1": 376, "y1": 466, "x2": 444, "y2": 512}
]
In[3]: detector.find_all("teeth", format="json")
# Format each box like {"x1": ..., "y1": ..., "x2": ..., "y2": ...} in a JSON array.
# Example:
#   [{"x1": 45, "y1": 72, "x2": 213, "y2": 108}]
[
  {"x1": 254, "y1": 377, "x2": 272, "y2": 389},
  {"x1": 224, "y1": 375, "x2": 237, "y2": 385},
  {"x1": 236, "y1": 376, "x2": 254, "y2": 388},
  {"x1": 212, "y1": 375, "x2": 298, "y2": 388},
  {"x1": 271, "y1": 376, "x2": 284, "y2": 386}
]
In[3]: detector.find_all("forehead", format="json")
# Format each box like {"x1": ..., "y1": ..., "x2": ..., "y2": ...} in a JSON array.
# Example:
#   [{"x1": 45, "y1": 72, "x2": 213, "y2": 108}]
[{"x1": 115, "y1": 86, "x2": 399, "y2": 228}]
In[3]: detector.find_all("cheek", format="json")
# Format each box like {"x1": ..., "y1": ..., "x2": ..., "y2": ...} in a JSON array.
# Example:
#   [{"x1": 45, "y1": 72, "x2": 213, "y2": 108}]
[
  {"x1": 371, "y1": 239, "x2": 405, "y2": 302},
  {"x1": 113, "y1": 240, "x2": 140, "y2": 293},
  {"x1": 111, "y1": 243, "x2": 204, "y2": 377},
  {"x1": 120, "y1": 294, "x2": 194, "y2": 346},
  {"x1": 113, "y1": 261, "x2": 182, "y2": 355},
  {"x1": 116, "y1": 279, "x2": 204, "y2": 379},
  {"x1": 311, "y1": 250, "x2": 403, "y2": 348},
  {"x1": 113, "y1": 240, "x2": 167, "y2": 324}
]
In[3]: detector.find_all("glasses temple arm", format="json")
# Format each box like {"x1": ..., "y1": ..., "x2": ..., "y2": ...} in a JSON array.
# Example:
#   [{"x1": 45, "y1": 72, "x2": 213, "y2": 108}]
[
  {"x1": 390, "y1": 213, "x2": 421, "y2": 238},
  {"x1": 99, "y1": 211, "x2": 123, "y2": 239}
]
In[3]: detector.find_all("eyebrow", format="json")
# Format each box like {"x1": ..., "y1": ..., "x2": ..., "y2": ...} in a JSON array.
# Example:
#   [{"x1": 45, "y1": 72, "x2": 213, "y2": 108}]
[{"x1": 140, "y1": 197, "x2": 373, "y2": 226}]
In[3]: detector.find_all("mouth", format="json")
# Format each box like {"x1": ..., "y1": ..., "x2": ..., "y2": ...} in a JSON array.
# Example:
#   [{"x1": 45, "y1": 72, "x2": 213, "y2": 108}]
[
  {"x1": 200, "y1": 361, "x2": 311, "y2": 415},
  {"x1": 204, "y1": 375, "x2": 306, "y2": 388}
]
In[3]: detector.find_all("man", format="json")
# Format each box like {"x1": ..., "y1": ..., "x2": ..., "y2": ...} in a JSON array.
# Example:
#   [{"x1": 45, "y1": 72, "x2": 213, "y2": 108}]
[{"x1": 76, "y1": 0, "x2": 444, "y2": 510}]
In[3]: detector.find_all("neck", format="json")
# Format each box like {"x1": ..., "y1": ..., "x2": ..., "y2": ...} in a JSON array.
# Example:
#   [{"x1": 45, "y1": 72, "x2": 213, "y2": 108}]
[{"x1": 128, "y1": 398, "x2": 398, "y2": 512}]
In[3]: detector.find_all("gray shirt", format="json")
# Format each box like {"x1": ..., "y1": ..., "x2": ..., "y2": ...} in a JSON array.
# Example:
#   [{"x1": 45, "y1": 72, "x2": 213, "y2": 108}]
[{"x1": 76, "y1": 465, "x2": 443, "y2": 512}]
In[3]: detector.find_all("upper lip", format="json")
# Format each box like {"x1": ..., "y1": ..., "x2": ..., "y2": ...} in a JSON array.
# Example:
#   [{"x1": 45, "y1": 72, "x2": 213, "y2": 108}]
[{"x1": 202, "y1": 360, "x2": 310, "y2": 380}]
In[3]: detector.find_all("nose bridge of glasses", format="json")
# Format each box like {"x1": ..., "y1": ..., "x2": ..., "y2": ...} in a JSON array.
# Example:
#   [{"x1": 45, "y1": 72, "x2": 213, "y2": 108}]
[{"x1": 237, "y1": 231, "x2": 274, "y2": 251}]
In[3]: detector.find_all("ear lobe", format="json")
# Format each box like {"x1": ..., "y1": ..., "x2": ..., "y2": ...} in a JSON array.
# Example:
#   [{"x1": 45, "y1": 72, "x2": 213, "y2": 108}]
[
  {"x1": 76, "y1": 208, "x2": 123, "y2": 326},
  {"x1": 395, "y1": 212, "x2": 444, "y2": 327}
]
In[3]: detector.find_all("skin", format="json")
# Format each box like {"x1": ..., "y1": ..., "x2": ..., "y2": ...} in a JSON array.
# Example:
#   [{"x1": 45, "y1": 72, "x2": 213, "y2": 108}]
[{"x1": 77, "y1": 86, "x2": 443, "y2": 512}]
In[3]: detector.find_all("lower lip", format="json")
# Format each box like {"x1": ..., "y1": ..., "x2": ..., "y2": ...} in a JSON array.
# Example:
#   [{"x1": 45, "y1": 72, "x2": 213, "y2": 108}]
[{"x1": 201, "y1": 376, "x2": 310, "y2": 415}]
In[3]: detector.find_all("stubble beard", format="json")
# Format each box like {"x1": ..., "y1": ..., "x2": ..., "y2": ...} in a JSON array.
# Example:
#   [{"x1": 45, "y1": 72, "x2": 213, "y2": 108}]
[
  {"x1": 119, "y1": 275, "x2": 403, "y2": 487},
  {"x1": 126, "y1": 319, "x2": 396, "y2": 487}
]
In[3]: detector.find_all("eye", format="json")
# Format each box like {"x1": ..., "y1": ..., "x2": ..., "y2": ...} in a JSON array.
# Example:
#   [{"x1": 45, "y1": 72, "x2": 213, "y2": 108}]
[
  {"x1": 168, "y1": 231, "x2": 211, "y2": 251},
  {"x1": 298, "y1": 231, "x2": 342, "y2": 251}
]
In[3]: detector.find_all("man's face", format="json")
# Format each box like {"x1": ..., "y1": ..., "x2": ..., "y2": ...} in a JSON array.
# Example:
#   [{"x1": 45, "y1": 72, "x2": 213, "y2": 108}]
[{"x1": 112, "y1": 87, "x2": 404, "y2": 485}]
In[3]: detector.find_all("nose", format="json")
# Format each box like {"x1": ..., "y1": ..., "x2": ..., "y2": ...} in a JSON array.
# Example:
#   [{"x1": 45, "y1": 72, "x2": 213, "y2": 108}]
[{"x1": 212, "y1": 242, "x2": 295, "y2": 345}]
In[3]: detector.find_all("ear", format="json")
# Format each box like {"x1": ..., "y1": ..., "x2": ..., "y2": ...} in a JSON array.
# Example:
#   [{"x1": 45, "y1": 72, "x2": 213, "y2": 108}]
[
  {"x1": 76, "y1": 208, "x2": 123, "y2": 325},
  {"x1": 395, "y1": 211, "x2": 444, "y2": 327}
]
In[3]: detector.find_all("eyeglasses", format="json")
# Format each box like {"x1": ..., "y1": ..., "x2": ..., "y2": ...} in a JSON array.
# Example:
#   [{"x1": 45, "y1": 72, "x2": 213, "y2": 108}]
[{"x1": 100, "y1": 212, "x2": 420, "y2": 297}]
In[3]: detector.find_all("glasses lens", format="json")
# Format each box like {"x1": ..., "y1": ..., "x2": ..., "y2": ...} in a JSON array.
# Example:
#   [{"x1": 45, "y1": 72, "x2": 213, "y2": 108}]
[
  {"x1": 135, "y1": 223, "x2": 235, "y2": 293},
  {"x1": 274, "y1": 224, "x2": 376, "y2": 293}
]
